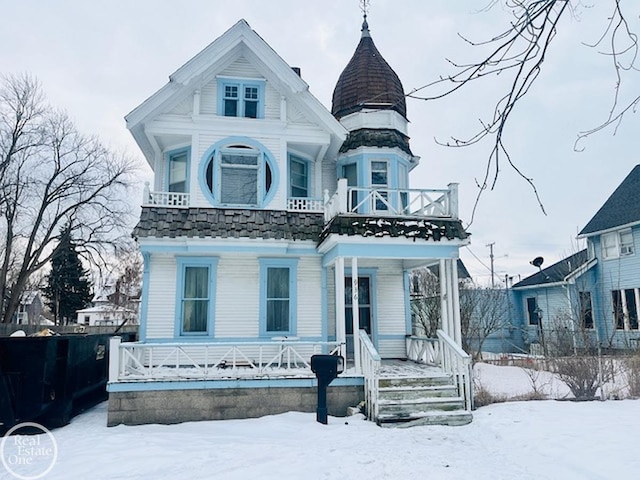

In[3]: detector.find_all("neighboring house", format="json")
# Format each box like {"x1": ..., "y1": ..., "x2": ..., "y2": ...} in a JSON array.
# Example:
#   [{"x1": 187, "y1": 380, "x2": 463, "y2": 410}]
[
  {"x1": 108, "y1": 17, "x2": 471, "y2": 427},
  {"x1": 13, "y1": 291, "x2": 44, "y2": 325},
  {"x1": 76, "y1": 285, "x2": 139, "y2": 326},
  {"x1": 76, "y1": 305, "x2": 136, "y2": 327},
  {"x1": 509, "y1": 165, "x2": 640, "y2": 353}
]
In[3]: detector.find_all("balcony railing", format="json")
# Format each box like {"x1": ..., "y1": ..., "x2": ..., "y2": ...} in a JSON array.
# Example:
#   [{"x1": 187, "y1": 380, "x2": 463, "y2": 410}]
[
  {"x1": 287, "y1": 197, "x2": 324, "y2": 212},
  {"x1": 324, "y1": 179, "x2": 459, "y2": 221},
  {"x1": 141, "y1": 179, "x2": 458, "y2": 221},
  {"x1": 143, "y1": 183, "x2": 190, "y2": 208}
]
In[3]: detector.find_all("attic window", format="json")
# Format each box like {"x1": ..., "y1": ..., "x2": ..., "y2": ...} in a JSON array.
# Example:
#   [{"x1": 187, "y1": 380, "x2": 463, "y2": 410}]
[{"x1": 218, "y1": 78, "x2": 265, "y2": 119}]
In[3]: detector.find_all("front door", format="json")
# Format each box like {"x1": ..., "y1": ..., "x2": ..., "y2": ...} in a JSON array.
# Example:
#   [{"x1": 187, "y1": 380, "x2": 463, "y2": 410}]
[{"x1": 345, "y1": 276, "x2": 372, "y2": 355}]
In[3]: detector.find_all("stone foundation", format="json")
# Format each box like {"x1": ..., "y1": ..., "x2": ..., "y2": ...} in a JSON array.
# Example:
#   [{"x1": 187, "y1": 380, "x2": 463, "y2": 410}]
[{"x1": 108, "y1": 385, "x2": 364, "y2": 426}]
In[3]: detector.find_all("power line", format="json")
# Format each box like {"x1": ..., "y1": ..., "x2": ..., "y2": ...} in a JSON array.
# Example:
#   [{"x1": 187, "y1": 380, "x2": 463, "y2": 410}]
[{"x1": 463, "y1": 245, "x2": 492, "y2": 273}]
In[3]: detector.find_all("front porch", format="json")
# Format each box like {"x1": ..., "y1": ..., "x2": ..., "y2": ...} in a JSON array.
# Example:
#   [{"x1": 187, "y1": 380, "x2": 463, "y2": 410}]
[{"x1": 107, "y1": 331, "x2": 472, "y2": 426}]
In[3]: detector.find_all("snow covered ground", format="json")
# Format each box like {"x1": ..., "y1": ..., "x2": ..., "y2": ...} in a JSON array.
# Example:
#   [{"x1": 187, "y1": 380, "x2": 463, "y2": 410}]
[{"x1": 3, "y1": 363, "x2": 640, "y2": 479}]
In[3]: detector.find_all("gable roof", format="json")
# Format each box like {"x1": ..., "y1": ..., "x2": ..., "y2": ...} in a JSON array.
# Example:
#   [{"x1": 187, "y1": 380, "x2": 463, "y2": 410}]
[
  {"x1": 579, "y1": 165, "x2": 640, "y2": 236},
  {"x1": 126, "y1": 19, "x2": 346, "y2": 164},
  {"x1": 512, "y1": 250, "x2": 589, "y2": 289}
]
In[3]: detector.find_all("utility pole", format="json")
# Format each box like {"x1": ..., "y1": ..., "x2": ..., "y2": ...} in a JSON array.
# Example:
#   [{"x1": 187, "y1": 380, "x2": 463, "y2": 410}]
[{"x1": 486, "y1": 242, "x2": 495, "y2": 287}]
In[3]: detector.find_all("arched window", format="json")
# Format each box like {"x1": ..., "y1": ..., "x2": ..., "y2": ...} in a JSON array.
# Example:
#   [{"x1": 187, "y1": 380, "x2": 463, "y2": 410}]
[{"x1": 200, "y1": 139, "x2": 276, "y2": 207}]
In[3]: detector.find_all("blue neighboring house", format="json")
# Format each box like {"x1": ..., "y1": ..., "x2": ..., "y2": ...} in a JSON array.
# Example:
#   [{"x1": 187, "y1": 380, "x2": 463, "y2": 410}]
[{"x1": 509, "y1": 165, "x2": 640, "y2": 353}]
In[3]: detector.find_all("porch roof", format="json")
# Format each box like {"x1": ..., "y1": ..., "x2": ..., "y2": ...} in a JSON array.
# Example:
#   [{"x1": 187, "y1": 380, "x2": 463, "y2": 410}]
[{"x1": 319, "y1": 215, "x2": 469, "y2": 244}]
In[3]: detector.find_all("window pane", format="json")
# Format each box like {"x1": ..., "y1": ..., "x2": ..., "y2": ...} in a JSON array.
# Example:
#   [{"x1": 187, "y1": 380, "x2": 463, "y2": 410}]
[
  {"x1": 267, "y1": 268, "x2": 289, "y2": 298},
  {"x1": 168, "y1": 152, "x2": 187, "y2": 193},
  {"x1": 244, "y1": 87, "x2": 258, "y2": 99},
  {"x1": 620, "y1": 230, "x2": 634, "y2": 255},
  {"x1": 184, "y1": 267, "x2": 208, "y2": 299},
  {"x1": 225, "y1": 85, "x2": 238, "y2": 98},
  {"x1": 221, "y1": 167, "x2": 257, "y2": 204},
  {"x1": 183, "y1": 266, "x2": 209, "y2": 333},
  {"x1": 579, "y1": 292, "x2": 593, "y2": 329},
  {"x1": 289, "y1": 157, "x2": 308, "y2": 197},
  {"x1": 526, "y1": 297, "x2": 538, "y2": 325},
  {"x1": 267, "y1": 299, "x2": 289, "y2": 332},
  {"x1": 224, "y1": 99, "x2": 238, "y2": 116},
  {"x1": 371, "y1": 161, "x2": 388, "y2": 186},
  {"x1": 612, "y1": 290, "x2": 624, "y2": 329},
  {"x1": 183, "y1": 299, "x2": 208, "y2": 332},
  {"x1": 244, "y1": 101, "x2": 258, "y2": 118},
  {"x1": 602, "y1": 233, "x2": 618, "y2": 258},
  {"x1": 625, "y1": 289, "x2": 638, "y2": 329},
  {"x1": 222, "y1": 153, "x2": 257, "y2": 166}
]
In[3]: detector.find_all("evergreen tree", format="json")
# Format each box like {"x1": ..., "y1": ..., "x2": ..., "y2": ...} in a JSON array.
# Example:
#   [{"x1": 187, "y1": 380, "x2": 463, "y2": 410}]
[{"x1": 44, "y1": 226, "x2": 93, "y2": 325}]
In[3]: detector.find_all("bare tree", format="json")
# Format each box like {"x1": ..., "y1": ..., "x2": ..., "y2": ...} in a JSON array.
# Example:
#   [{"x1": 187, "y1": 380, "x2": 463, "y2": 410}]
[
  {"x1": 0, "y1": 73, "x2": 137, "y2": 323},
  {"x1": 410, "y1": 268, "x2": 441, "y2": 337},
  {"x1": 408, "y1": 1, "x2": 639, "y2": 220},
  {"x1": 410, "y1": 267, "x2": 509, "y2": 359},
  {"x1": 461, "y1": 286, "x2": 510, "y2": 360}
]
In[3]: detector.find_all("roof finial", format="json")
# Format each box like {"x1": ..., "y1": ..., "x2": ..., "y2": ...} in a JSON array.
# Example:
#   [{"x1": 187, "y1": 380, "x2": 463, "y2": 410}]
[{"x1": 360, "y1": 0, "x2": 371, "y2": 37}]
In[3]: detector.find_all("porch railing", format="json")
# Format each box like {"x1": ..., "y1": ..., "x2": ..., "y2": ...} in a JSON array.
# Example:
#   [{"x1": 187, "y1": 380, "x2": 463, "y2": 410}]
[
  {"x1": 358, "y1": 329, "x2": 381, "y2": 421},
  {"x1": 406, "y1": 336, "x2": 440, "y2": 365},
  {"x1": 324, "y1": 178, "x2": 459, "y2": 221},
  {"x1": 109, "y1": 337, "x2": 341, "y2": 382},
  {"x1": 436, "y1": 329, "x2": 473, "y2": 411}
]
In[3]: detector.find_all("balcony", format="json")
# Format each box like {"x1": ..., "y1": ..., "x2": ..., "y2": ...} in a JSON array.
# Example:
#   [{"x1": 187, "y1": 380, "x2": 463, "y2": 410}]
[
  {"x1": 323, "y1": 179, "x2": 458, "y2": 221},
  {"x1": 142, "y1": 179, "x2": 458, "y2": 221}
]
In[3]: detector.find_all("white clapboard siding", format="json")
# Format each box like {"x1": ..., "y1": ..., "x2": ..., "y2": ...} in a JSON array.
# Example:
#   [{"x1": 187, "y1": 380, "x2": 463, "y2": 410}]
[
  {"x1": 168, "y1": 95, "x2": 193, "y2": 115},
  {"x1": 321, "y1": 159, "x2": 337, "y2": 197},
  {"x1": 264, "y1": 83, "x2": 280, "y2": 120},
  {"x1": 377, "y1": 339, "x2": 406, "y2": 358},
  {"x1": 146, "y1": 256, "x2": 178, "y2": 339},
  {"x1": 373, "y1": 260, "x2": 406, "y2": 337},
  {"x1": 295, "y1": 256, "x2": 323, "y2": 337},
  {"x1": 215, "y1": 256, "x2": 260, "y2": 338},
  {"x1": 326, "y1": 266, "x2": 336, "y2": 338},
  {"x1": 199, "y1": 80, "x2": 218, "y2": 115}
]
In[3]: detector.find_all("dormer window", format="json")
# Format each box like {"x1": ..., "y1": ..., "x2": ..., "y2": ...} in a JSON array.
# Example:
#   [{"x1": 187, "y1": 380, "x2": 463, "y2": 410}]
[{"x1": 218, "y1": 78, "x2": 265, "y2": 119}]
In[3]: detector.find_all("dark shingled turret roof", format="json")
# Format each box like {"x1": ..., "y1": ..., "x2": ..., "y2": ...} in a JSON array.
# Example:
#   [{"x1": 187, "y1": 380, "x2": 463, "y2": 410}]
[
  {"x1": 579, "y1": 165, "x2": 640, "y2": 236},
  {"x1": 331, "y1": 17, "x2": 407, "y2": 120}
]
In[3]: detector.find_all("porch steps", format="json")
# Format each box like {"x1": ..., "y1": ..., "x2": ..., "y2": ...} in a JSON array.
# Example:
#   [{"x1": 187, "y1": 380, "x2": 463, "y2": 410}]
[{"x1": 376, "y1": 374, "x2": 472, "y2": 427}]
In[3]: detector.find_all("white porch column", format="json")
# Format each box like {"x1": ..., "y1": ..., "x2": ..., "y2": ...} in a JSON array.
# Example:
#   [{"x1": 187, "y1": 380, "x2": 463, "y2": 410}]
[
  {"x1": 439, "y1": 259, "x2": 448, "y2": 337},
  {"x1": 335, "y1": 257, "x2": 346, "y2": 358},
  {"x1": 108, "y1": 336, "x2": 121, "y2": 383},
  {"x1": 351, "y1": 257, "x2": 361, "y2": 374},
  {"x1": 450, "y1": 258, "x2": 462, "y2": 346}
]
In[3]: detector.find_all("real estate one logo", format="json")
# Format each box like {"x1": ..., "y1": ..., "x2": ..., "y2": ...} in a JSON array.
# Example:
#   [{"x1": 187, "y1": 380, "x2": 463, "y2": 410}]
[{"x1": 1, "y1": 422, "x2": 58, "y2": 479}]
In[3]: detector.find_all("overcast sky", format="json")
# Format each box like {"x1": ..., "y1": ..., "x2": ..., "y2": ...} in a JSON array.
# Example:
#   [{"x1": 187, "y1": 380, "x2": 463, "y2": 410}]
[{"x1": 2, "y1": 1, "x2": 638, "y2": 284}]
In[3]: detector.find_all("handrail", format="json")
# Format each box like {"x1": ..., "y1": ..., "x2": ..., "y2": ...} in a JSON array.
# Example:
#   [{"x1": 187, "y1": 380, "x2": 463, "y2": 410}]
[
  {"x1": 436, "y1": 329, "x2": 473, "y2": 411},
  {"x1": 110, "y1": 339, "x2": 341, "y2": 382},
  {"x1": 358, "y1": 329, "x2": 381, "y2": 421}
]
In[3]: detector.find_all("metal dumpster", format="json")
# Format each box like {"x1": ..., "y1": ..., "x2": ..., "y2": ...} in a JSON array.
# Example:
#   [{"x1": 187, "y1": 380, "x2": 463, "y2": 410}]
[{"x1": 0, "y1": 332, "x2": 135, "y2": 434}]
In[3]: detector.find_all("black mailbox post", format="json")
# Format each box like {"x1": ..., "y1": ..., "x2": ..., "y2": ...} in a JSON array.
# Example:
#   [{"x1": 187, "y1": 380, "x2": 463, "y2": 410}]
[{"x1": 310, "y1": 354, "x2": 344, "y2": 424}]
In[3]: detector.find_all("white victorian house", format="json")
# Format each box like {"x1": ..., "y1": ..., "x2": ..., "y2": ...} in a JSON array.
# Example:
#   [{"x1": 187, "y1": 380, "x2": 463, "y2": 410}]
[{"x1": 108, "y1": 17, "x2": 472, "y2": 427}]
